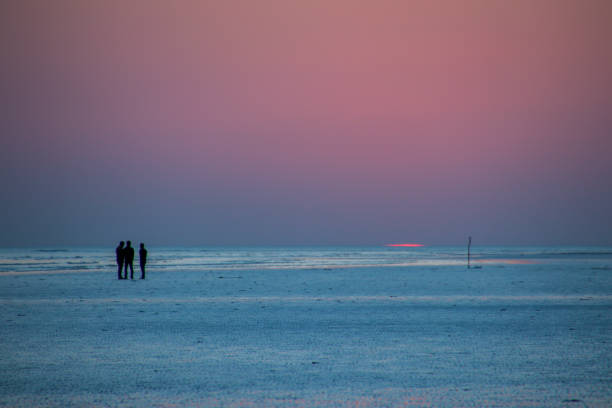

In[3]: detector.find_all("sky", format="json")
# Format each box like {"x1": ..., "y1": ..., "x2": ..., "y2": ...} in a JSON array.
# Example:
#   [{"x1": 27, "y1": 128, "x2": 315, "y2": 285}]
[{"x1": 1, "y1": 0, "x2": 611, "y2": 247}]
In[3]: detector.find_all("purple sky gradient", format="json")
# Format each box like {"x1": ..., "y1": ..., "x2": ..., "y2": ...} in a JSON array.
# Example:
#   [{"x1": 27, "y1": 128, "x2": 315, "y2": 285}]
[{"x1": 1, "y1": 0, "x2": 611, "y2": 246}]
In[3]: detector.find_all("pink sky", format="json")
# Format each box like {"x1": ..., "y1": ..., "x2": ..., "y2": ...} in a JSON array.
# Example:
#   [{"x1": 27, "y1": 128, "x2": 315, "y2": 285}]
[{"x1": 1, "y1": 0, "x2": 611, "y2": 245}]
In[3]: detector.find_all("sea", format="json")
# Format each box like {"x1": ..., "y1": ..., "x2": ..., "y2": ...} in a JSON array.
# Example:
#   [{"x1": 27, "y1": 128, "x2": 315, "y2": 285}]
[{"x1": 2, "y1": 245, "x2": 612, "y2": 275}]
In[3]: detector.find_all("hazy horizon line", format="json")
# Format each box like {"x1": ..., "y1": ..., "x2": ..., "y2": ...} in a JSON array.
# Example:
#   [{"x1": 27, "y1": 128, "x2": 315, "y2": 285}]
[{"x1": 1, "y1": 243, "x2": 611, "y2": 249}]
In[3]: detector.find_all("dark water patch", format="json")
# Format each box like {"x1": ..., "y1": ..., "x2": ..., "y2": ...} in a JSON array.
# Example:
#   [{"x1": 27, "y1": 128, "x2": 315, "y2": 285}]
[{"x1": 554, "y1": 251, "x2": 612, "y2": 256}]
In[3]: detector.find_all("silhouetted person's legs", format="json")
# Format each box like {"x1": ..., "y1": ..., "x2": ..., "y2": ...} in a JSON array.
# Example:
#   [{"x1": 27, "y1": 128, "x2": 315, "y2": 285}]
[
  {"x1": 117, "y1": 262, "x2": 124, "y2": 279},
  {"x1": 140, "y1": 263, "x2": 145, "y2": 279},
  {"x1": 125, "y1": 261, "x2": 134, "y2": 279}
]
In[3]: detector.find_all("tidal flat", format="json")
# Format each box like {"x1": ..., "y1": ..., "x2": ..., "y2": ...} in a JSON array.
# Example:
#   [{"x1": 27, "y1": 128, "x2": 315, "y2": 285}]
[{"x1": 1, "y1": 247, "x2": 611, "y2": 407}]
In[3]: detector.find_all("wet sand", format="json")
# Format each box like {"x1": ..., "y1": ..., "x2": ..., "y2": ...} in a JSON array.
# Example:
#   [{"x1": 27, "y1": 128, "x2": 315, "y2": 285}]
[{"x1": 1, "y1": 264, "x2": 611, "y2": 407}]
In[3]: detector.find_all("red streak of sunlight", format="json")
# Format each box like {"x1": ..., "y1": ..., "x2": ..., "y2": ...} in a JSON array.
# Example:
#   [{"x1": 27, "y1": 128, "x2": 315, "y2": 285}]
[{"x1": 386, "y1": 244, "x2": 424, "y2": 247}]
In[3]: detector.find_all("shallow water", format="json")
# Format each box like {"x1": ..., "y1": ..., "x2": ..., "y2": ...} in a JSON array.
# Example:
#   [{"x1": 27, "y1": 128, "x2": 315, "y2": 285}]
[
  {"x1": 2, "y1": 245, "x2": 612, "y2": 274},
  {"x1": 1, "y1": 246, "x2": 611, "y2": 407}
]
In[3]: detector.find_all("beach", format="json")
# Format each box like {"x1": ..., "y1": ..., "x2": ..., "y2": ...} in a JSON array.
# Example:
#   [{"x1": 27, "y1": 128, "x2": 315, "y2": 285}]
[{"x1": 1, "y1": 247, "x2": 611, "y2": 407}]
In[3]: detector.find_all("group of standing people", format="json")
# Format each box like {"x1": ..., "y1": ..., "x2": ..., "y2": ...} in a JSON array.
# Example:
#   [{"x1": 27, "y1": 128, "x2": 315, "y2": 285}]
[{"x1": 116, "y1": 241, "x2": 147, "y2": 280}]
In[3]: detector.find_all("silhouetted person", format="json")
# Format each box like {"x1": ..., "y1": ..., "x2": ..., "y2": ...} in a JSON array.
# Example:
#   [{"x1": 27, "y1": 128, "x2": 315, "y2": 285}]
[
  {"x1": 116, "y1": 241, "x2": 125, "y2": 279},
  {"x1": 139, "y1": 243, "x2": 147, "y2": 279},
  {"x1": 124, "y1": 241, "x2": 135, "y2": 279}
]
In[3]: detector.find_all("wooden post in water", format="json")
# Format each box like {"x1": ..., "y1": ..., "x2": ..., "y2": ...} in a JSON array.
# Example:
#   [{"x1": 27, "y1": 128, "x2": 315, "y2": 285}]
[{"x1": 467, "y1": 236, "x2": 472, "y2": 269}]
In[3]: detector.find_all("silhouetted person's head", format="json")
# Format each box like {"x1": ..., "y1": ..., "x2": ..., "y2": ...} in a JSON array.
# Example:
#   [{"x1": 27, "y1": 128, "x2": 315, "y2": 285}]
[
  {"x1": 140, "y1": 243, "x2": 145, "y2": 249},
  {"x1": 119, "y1": 241, "x2": 124, "y2": 247},
  {"x1": 126, "y1": 241, "x2": 131, "y2": 247}
]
